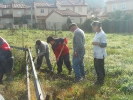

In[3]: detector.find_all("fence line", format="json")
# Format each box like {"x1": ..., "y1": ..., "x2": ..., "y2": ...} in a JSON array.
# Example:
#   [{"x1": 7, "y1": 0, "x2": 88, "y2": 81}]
[{"x1": 26, "y1": 48, "x2": 46, "y2": 100}]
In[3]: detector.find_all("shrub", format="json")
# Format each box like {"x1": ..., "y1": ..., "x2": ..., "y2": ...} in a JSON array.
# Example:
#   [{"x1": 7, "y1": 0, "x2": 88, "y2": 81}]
[{"x1": 80, "y1": 19, "x2": 93, "y2": 32}]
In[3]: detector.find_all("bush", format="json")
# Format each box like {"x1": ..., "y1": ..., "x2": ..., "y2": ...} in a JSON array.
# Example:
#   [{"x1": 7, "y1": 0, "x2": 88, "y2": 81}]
[
  {"x1": 80, "y1": 19, "x2": 93, "y2": 32},
  {"x1": 62, "y1": 23, "x2": 69, "y2": 31}
]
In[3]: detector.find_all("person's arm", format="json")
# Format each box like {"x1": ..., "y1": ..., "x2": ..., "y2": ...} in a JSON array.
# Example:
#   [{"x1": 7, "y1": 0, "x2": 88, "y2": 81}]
[
  {"x1": 74, "y1": 32, "x2": 84, "y2": 53},
  {"x1": 35, "y1": 44, "x2": 38, "y2": 55},
  {"x1": 38, "y1": 44, "x2": 46, "y2": 56},
  {"x1": 92, "y1": 34, "x2": 107, "y2": 48}
]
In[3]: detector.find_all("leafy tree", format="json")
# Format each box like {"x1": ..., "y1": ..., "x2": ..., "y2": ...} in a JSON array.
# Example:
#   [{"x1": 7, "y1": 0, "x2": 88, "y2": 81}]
[
  {"x1": 67, "y1": 16, "x2": 72, "y2": 26},
  {"x1": 80, "y1": 19, "x2": 93, "y2": 32},
  {"x1": 109, "y1": 10, "x2": 123, "y2": 20}
]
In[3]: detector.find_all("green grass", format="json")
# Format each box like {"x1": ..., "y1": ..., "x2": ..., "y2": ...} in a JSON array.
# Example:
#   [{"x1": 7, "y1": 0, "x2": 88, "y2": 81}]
[{"x1": 0, "y1": 29, "x2": 133, "y2": 100}]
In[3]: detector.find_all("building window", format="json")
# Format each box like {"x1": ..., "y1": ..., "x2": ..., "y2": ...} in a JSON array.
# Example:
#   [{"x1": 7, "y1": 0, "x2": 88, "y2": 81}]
[
  {"x1": 122, "y1": 3, "x2": 126, "y2": 10},
  {"x1": 29, "y1": 11, "x2": 31, "y2": 14},
  {"x1": 112, "y1": 4, "x2": 117, "y2": 11},
  {"x1": 78, "y1": 7, "x2": 82, "y2": 12},
  {"x1": 17, "y1": 11, "x2": 21, "y2": 15},
  {"x1": 6, "y1": 10, "x2": 9, "y2": 14},
  {"x1": 41, "y1": 9, "x2": 44, "y2": 13},
  {"x1": 6, "y1": 19, "x2": 9, "y2": 23}
]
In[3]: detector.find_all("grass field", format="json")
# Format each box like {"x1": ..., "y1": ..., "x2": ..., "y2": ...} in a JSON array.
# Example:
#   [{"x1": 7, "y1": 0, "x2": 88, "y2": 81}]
[{"x1": 0, "y1": 29, "x2": 133, "y2": 100}]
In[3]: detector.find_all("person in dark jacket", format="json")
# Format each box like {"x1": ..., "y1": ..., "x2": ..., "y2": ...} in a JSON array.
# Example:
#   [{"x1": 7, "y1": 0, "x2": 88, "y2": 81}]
[
  {"x1": 0, "y1": 36, "x2": 13, "y2": 84},
  {"x1": 35, "y1": 40, "x2": 53, "y2": 71},
  {"x1": 47, "y1": 36, "x2": 72, "y2": 74}
]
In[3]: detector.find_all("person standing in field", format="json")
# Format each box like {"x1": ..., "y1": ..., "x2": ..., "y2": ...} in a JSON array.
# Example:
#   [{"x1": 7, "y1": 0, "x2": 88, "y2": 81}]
[
  {"x1": 91, "y1": 21, "x2": 107, "y2": 85},
  {"x1": 47, "y1": 36, "x2": 72, "y2": 75},
  {"x1": 0, "y1": 36, "x2": 13, "y2": 84},
  {"x1": 69, "y1": 23, "x2": 85, "y2": 82},
  {"x1": 35, "y1": 40, "x2": 53, "y2": 71}
]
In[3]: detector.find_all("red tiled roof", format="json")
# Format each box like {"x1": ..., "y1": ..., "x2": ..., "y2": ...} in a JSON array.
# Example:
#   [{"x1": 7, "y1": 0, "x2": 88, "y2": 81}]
[
  {"x1": 3, "y1": 4, "x2": 12, "y2": 8},
  {"x1": 12, "y1": 3, "x2": 30, "y2": 8},
  {"x1": 33, "y1": 2, "x2": 49, "y2": 7},
  {"x1": 70, "y1": 0, "x2": 88, "y2": 6},
  {"x1": 57, "y1": 0, "x2": 73, "y2": 6},
  {"x1": 57, "y1": 0, "x2": 88, "y2": 6},
  {"x1": 55, "y1": 10, "x2": 81, "y2": 16},
  {"x1": 106, "y1": 0, "x2": 128, "y2": 3},
  {"x1": 1, "y1": 3, "x2": 30, "y2": 9},
  {"x1": 46, "y1": 10, "x2": 87, "y2": 20}
]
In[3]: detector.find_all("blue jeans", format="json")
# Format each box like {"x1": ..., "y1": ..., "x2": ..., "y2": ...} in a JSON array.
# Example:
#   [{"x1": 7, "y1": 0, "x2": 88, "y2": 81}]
[{"x1": 72, "y1": 50, "x2": 85, "y2": 80}]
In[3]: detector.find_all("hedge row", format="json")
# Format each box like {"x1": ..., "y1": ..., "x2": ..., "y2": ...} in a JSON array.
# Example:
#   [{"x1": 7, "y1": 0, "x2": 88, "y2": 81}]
[{"x1": 80, "y1": 19, "x2": 133, "y2": 33}]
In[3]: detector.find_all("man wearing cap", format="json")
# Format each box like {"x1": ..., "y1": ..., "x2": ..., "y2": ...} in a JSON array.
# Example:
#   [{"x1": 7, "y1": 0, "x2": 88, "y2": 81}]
[{"x1": 69, "y1": 23, "x2": 86, "y2": 82}]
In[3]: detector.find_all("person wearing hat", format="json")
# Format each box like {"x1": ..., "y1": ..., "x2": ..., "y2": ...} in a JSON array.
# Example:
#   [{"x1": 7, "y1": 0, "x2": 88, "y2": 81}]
[
  {"x1": 47, "y1": 36, "x2": 72, "y2": 75},
  {"x1": 35, "y1": 40, "x2": 53, "y2": 71},
  {"x1": 69, "y1": 23, "x2": 86, "y2": 82}
]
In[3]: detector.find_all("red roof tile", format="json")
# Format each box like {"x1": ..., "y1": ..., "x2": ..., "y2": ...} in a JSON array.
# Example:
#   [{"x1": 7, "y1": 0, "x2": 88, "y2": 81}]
[
  {"x1": 33, "y1": 2, "x2": 49, "y2": 7},
  {"x1": 12, "y1": 3, "x2": 30, "y2": 9},
  {"x1": 46, "y1": 10, "x2": 87, "y2": 20},
  {"x1": 106, "y1": 0, "x2": 128, "y2": 3},
  {"x1": 57, "y1": 0, "x2": 88, "y2": 6}
]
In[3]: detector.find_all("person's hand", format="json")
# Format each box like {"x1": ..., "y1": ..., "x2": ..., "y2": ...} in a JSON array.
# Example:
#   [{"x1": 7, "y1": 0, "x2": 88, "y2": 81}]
[
  {"x1": 92, "y1": 42, "x2": 99, "y2": 45},
  {"x1": 74, "y1": 52, "x2": 78, "y2": 57}
]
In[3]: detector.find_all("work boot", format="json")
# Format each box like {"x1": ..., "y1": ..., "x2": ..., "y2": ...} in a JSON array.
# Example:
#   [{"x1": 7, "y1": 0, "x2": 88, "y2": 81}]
[{"x1": 74, "y1": 77, "x2": 83, "y2": 83}]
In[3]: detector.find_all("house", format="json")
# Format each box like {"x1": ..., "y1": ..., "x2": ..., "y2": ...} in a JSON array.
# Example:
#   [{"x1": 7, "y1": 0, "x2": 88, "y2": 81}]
[
  {"x1": 45, "y1": 10, "x2": 87, "y2": 30},
  {"x1": 33, "y1": 0, "x2": 88, "y2": 29},
  {"x1": 106, "y1": 0, "x2": 133, "y2": 12},
  {"x1": 0, "y1": 0, "x2": 88, "y2": 29},
  {"x1": 0, "y1": 3, "x2": 35, "y2": 29},
  {"x1": 33, "y1": 2, "x2": 57, "y2": 29},
  {"x1": 55, "y1": 0, "x2": 88, "y2": 16}
]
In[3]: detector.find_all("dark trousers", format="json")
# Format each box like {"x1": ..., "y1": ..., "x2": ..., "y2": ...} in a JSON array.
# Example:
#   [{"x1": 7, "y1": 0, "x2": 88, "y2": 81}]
[
  {"x1": 0, "y1": 50, "x2": 13, "y2": 82},
  {"x1": 57, "y1": 54, "x2": 72, "y2": 73},
  {"x1": 0, "y1": 66, "x2": 4, "y2": 82},
  {"x1": 37, "y1": 52, "x2": 52, "y2": 70},
  {"x1": 94, "y1": 58, "x2": 105, "y2": 82}
]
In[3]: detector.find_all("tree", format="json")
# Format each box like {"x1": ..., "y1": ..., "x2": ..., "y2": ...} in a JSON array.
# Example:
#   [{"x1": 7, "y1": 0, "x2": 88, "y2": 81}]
[
  {"x1": 67, "y1": 16, "x2": 72, "y2": 26},
  {"x1": 109, "y1": 10, "x2": 123, "y2": 20}
]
